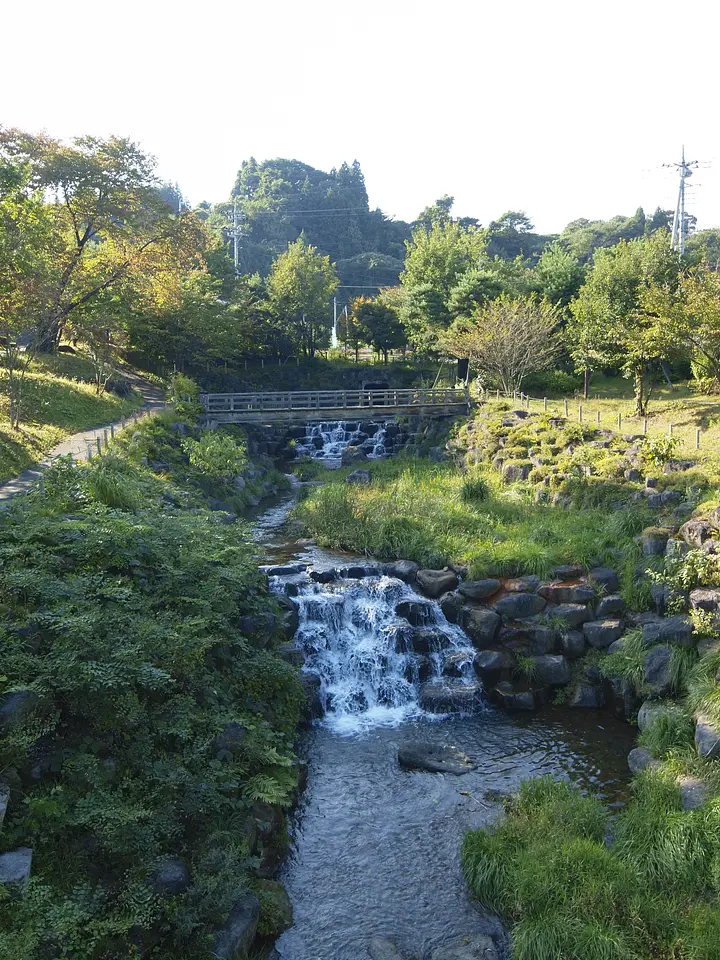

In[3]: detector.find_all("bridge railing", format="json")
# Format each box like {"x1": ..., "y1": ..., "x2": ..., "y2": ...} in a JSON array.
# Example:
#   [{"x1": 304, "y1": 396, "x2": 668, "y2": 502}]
[{"x1": 200, "y1": 387, "x2": 468, "y2": 414}]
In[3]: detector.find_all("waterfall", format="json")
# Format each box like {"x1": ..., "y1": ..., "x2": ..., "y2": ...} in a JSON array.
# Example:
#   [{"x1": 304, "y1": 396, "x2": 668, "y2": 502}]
[
  {"x1": 293, "y1": 421, "x2": 388, "y2": 462},
  {"x1": 269, "y1": 569, "x2": 483, "y2": 734}
]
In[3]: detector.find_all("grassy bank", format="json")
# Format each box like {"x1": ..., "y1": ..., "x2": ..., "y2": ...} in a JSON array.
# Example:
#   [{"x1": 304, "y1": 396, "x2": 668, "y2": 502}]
[
  {"x1": 296, "y1": 458, "x2": 654, "y2": 586},
  {"x1": 462, "y1": 771, "x2": 720, "y2": 960},
  {"x1": 0, "y1": 354, "x2": 145, "y2": 482},
  {"x1": 0, "y1": 414, "x2": 301, "y2": 959}
]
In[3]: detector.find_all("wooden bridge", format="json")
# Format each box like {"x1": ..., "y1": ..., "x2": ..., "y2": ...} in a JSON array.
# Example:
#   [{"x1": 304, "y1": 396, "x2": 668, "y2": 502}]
[{"x1": 199, "y1": 387, "x2": 470, "y2": 424}]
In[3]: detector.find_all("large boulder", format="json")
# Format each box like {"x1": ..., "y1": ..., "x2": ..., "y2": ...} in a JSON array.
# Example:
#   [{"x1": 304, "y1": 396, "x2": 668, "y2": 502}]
[
  {"x1": 493, "y1": 682, "x2": 536, "y2": 711},
  {"x1": 678, "y1": 775, "x2": 711, "y2": 811},
  {"x1": 583, "y1": 619, "x2": 625, "y2": 649},
  {"x1": 595, "y1": 595, "x2": 626, "y2": 618},
  {"x1": 346, "y1": 469, "x2": 372, "y2": 484},
  {"x1": 299, "y1": 673, "x2": 323, "y2": 724},
  {"x1": 695, "y1": 714, "x2": 720, "y2": 759},
  {"x1": 637, "y1": 699, "x2": 678, "y2": 732},
  {"x1": 504, "y1": 575, "x2": 541, "y2": 593},
  {"x1": 679, "y1": 519, "x2": 713, "y2": 548},
  {"x1": 560, "y1": 630, "x2": 586, "y2": 659},
  {"x1": 419, "y1": 681, "x2": 483, "y2": 714},
  {"x1": 439, "y1": 591, "x2": 464, "y2": 624},
  {"x1": 532, "y1": 655, "x2": 571, "y2": 686},
  {"x1": 589, "y1": 567, "x2": 620, "y2": 593},
  {"x1": 462, "y1": 607, "x2": 501, "y2": 648},
  {"x1": 416, "y1": 569, "x2": 459, "y2": 598},
  {"x1": 502, "y1": 462, "x2": 531, "y2": 483},
  {"x1": 538, "y1": 583, "x2": 596, "y2": 605},
  {"x1": 0, "y1": 848, "x2": 32, "y2": 886},
  {"x1": 643, "y1": 646, "x2": 673, "y2": 697},
  {"x1": 474, "y1": 649, "x2": 513, "y2": 682},
  {"x1": 404, "y1": 627, "x2": 451, "y2": 654},
  {"x1": 640, "y1": 527, "x2": 672, "y2": 556},
  {"x1": 276, "y1": 595, "x2": 299, "y2": 640},
  {"x1": 396, "y1": 600, "x2": 434, "y2": 626},
  {"x1": 0, "y1": 691, "x2": 37, "y2": 732},
  {"x1": 549, "y1": 603, "x2": 592, "y2": 628},
  {"x1": 383, "y1": 560, "x2": 419, "y2": 582},
  {"x1": 568, "y1": 681, "x2": 604, "y2": 708},
  {"x1": 627, "y1": 747, "x2": 660, "y2": 775},
  {"x1": 149, "y1": 858, "x2": 191, "y2": 896},
  {"x1": 397, "y1": 742, "x2": 475, "y2": 775},
  {"x1": 642, "y1": 615, "x2": 694, "y2": 648},
  {"x1": 212, "y1": 893, "x2": 261, "y2": 959},
  {"x1": 689, "y1": 588, "x2": 720, "y2": 613},
  {"x1": 551, "y1": 564, "x2": 586, "y2": 581},
  {"x1": 459, "y1": 579, "x2": 502, "y2": 601},
  {"x1": 493, "y1": 593, "x2": 546, "y2": 619}
]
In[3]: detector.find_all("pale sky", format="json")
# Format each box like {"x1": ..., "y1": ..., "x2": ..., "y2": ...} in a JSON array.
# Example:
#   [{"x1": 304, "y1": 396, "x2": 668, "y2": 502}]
[{"x1": 4, "y1": 0, "x2": 720, "y2": 233}]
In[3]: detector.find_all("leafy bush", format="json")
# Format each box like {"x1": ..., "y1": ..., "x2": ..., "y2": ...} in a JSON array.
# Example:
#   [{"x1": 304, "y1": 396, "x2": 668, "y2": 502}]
[
  {"x1": 460, "y1": 475, "x2": 490, "y2": 503},
  {"x1": 641, "y1": 434, "x2": 681, "y2": 467},
  {"x1": 0, "y1": 436, "x2": 302, "y2": 959},
  {"x1": 181, "y1": 429, "x2": 248, "y2": 480}
]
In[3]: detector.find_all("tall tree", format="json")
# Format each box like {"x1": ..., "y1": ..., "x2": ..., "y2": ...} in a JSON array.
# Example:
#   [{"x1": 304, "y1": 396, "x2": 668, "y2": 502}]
[
  {"x1": 0, "y1": 128, "x2": 205, "y2": 350},
  {"x1": 568, "y1": 232, "x2": 681, "y2": 413},
  {"x1": 267, "y1": 238, "x2": 338, "y2": 357},
  {"x1": 0, "y1": 157, "x2": 57, "y2": 427},
  {"x1": 350, "y1": 295, "x2": 406, "y2": 363},
  {"x1": 533, "y1": 243, "x2": 585, "y2": 307},
  {"x1": 443, "y1": 296, "x2": 560, "y2": 394}
]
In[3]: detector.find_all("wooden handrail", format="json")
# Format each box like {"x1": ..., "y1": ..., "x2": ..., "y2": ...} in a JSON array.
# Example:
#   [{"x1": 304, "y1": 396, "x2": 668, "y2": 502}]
[{"x1": 199, "y1": 387, "x2": 466, "y2": 414}]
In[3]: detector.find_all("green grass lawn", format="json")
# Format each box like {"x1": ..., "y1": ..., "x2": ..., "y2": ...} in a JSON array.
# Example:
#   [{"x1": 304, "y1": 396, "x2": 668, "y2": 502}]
[
  {"x1": 522, "y1": 375, "x2": 720, "y2": 458},
  {"x1": 0, "y1": 354, "x2": 144, "y2": 481}
]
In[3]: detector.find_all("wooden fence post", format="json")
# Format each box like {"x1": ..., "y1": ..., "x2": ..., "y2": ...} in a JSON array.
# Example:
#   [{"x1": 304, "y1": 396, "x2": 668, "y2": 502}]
[
  {"x1": 578, "y1": 404, "x2": 583, "y2": 423},
  {"x1": 87, "y1": 444, "x2": 93, "y2": 460},
  {"x1": 596, "y1": 410, "x2": 600, "y2": 425},
  {"x1": 669, "y1": 423, "x2": 674, "y2": 436},
  {"x1": 618, "y1": 412, "x2": 622, "y2": 431},
  {"x1": 564, "y1": 399, "x2": 569, "y2": 417},
  {"x1": 696, "y1": 428, "x2": 701, "y2": 449},
  {"x1": 110, "y1": 423, "x2": 115, "y2": 439},
  {"x1": 543, "y1": 397, "x2": 547, "y2": 411},
  {"x1": 96, "y1": 438, "x2": 102, "y2": 455},
  {"x1": 643, "y1": 418, "x2": 647, "y2": 435}
]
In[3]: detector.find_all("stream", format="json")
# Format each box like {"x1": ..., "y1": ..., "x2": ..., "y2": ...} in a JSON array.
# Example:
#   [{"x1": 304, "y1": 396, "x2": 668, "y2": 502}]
[{"x1": 250, "y1": 482, "x2": 636, "y2": 960}]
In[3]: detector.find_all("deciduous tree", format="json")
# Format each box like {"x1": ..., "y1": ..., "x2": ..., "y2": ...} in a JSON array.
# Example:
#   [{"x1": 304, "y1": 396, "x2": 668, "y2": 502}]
[{"x1": 443, "y1": 296, "x2": 560, "y2": 394}]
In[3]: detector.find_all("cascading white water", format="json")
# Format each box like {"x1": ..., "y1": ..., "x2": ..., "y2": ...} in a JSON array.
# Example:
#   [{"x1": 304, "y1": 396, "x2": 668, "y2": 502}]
[
  {"x1": 293, "y1": 421, "x2": 388, "y2": 462},
  {"x1": 270, "y1": 570, "x2": 483, "y2": 734}
]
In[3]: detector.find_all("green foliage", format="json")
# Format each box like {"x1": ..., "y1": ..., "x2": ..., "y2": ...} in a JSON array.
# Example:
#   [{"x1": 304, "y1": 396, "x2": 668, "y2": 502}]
[
  {"x1": 0, "y1": 422, "x2": 302, "y2": 959},
  {"x1": 462, "y1": 775, "x2": 720, "y2": 960},
  {"x1": 640, "y1": 434, "x2": 681, "y2": 467},
  {"x1": 295, "y1": 458, "x2": 649, "y2": 579},
  {"x1": 638, "y1": 710, "x2": 695, "y2": 758},
  {"x1": 460, "y1": 475, "x2": 490, "y2": 504},
  {"x1": 181, "y1": 430, "x2": 248, "y2": 480}
]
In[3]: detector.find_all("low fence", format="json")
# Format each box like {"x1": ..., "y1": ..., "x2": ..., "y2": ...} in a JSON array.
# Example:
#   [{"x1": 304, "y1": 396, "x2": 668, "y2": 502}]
[{"x1": 483, "y1": 388, "x2": 707, "y2": 451}]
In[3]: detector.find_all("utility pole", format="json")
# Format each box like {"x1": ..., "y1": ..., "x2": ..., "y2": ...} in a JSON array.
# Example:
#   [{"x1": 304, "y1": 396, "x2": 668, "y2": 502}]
[{"x1": 667, "y1": 147, "x2": 698, "y2": 254}]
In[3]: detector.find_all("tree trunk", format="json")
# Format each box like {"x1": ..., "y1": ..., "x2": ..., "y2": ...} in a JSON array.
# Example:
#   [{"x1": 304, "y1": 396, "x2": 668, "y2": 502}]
[
  {"x1": 633, "y1": 367, "x2": 647, "y2": 417},
  {"x1": 584, "y1": 367, "x2": 590, "y2": 400},
  {"x1": 660, "y1": 360, "x2": 676, "y2": 391}
]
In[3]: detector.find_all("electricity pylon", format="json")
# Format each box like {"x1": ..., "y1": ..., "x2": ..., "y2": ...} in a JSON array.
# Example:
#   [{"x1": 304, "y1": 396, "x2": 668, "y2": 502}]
[{"x1": 666, "y1": 147, "x2": 698, "y2": 254}]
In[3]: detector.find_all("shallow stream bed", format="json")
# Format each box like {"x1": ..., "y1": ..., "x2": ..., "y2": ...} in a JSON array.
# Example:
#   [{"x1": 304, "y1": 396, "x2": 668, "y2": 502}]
[{"x1": 250, "y1": 487, "x2": 636, "y2": 959}]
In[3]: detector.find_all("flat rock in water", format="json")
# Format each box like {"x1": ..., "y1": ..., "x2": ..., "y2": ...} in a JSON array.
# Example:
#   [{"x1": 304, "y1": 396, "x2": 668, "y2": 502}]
[
  {"x1": 430, "y1": 934, "x2": 500, "y2": 960},
  {"x1": 398, "y1": 742, "x2": 476, "y2": 775},
  {"x1": 368, "y1": 938, "x2": 406, "y2": 960}
]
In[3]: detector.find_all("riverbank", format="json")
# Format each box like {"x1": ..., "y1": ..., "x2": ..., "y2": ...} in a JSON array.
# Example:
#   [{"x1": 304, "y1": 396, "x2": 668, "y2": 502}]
[
  {"x1": 291, "y1": 400, "x2": 720, "y2": 959},
  {"x1": 0, "y1": 411, "x2": 304, "y2": 959}
]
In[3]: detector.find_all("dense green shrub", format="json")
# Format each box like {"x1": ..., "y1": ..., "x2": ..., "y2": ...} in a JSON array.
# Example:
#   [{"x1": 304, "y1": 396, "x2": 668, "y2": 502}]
[{"x1": 0, "y1": 442, "x2": 302, "y2": 958}]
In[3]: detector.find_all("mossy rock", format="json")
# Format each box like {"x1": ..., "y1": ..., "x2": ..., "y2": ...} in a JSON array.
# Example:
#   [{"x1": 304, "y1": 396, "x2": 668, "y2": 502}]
[{"x1": 255, "y1": 880, "x2": 293, "y2": 937}]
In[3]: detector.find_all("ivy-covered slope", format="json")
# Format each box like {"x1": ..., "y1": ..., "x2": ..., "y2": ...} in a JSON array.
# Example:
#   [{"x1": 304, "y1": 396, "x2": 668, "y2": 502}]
[{"x1": 0, "y1": 415, "x2": 303, "y2": 958}]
